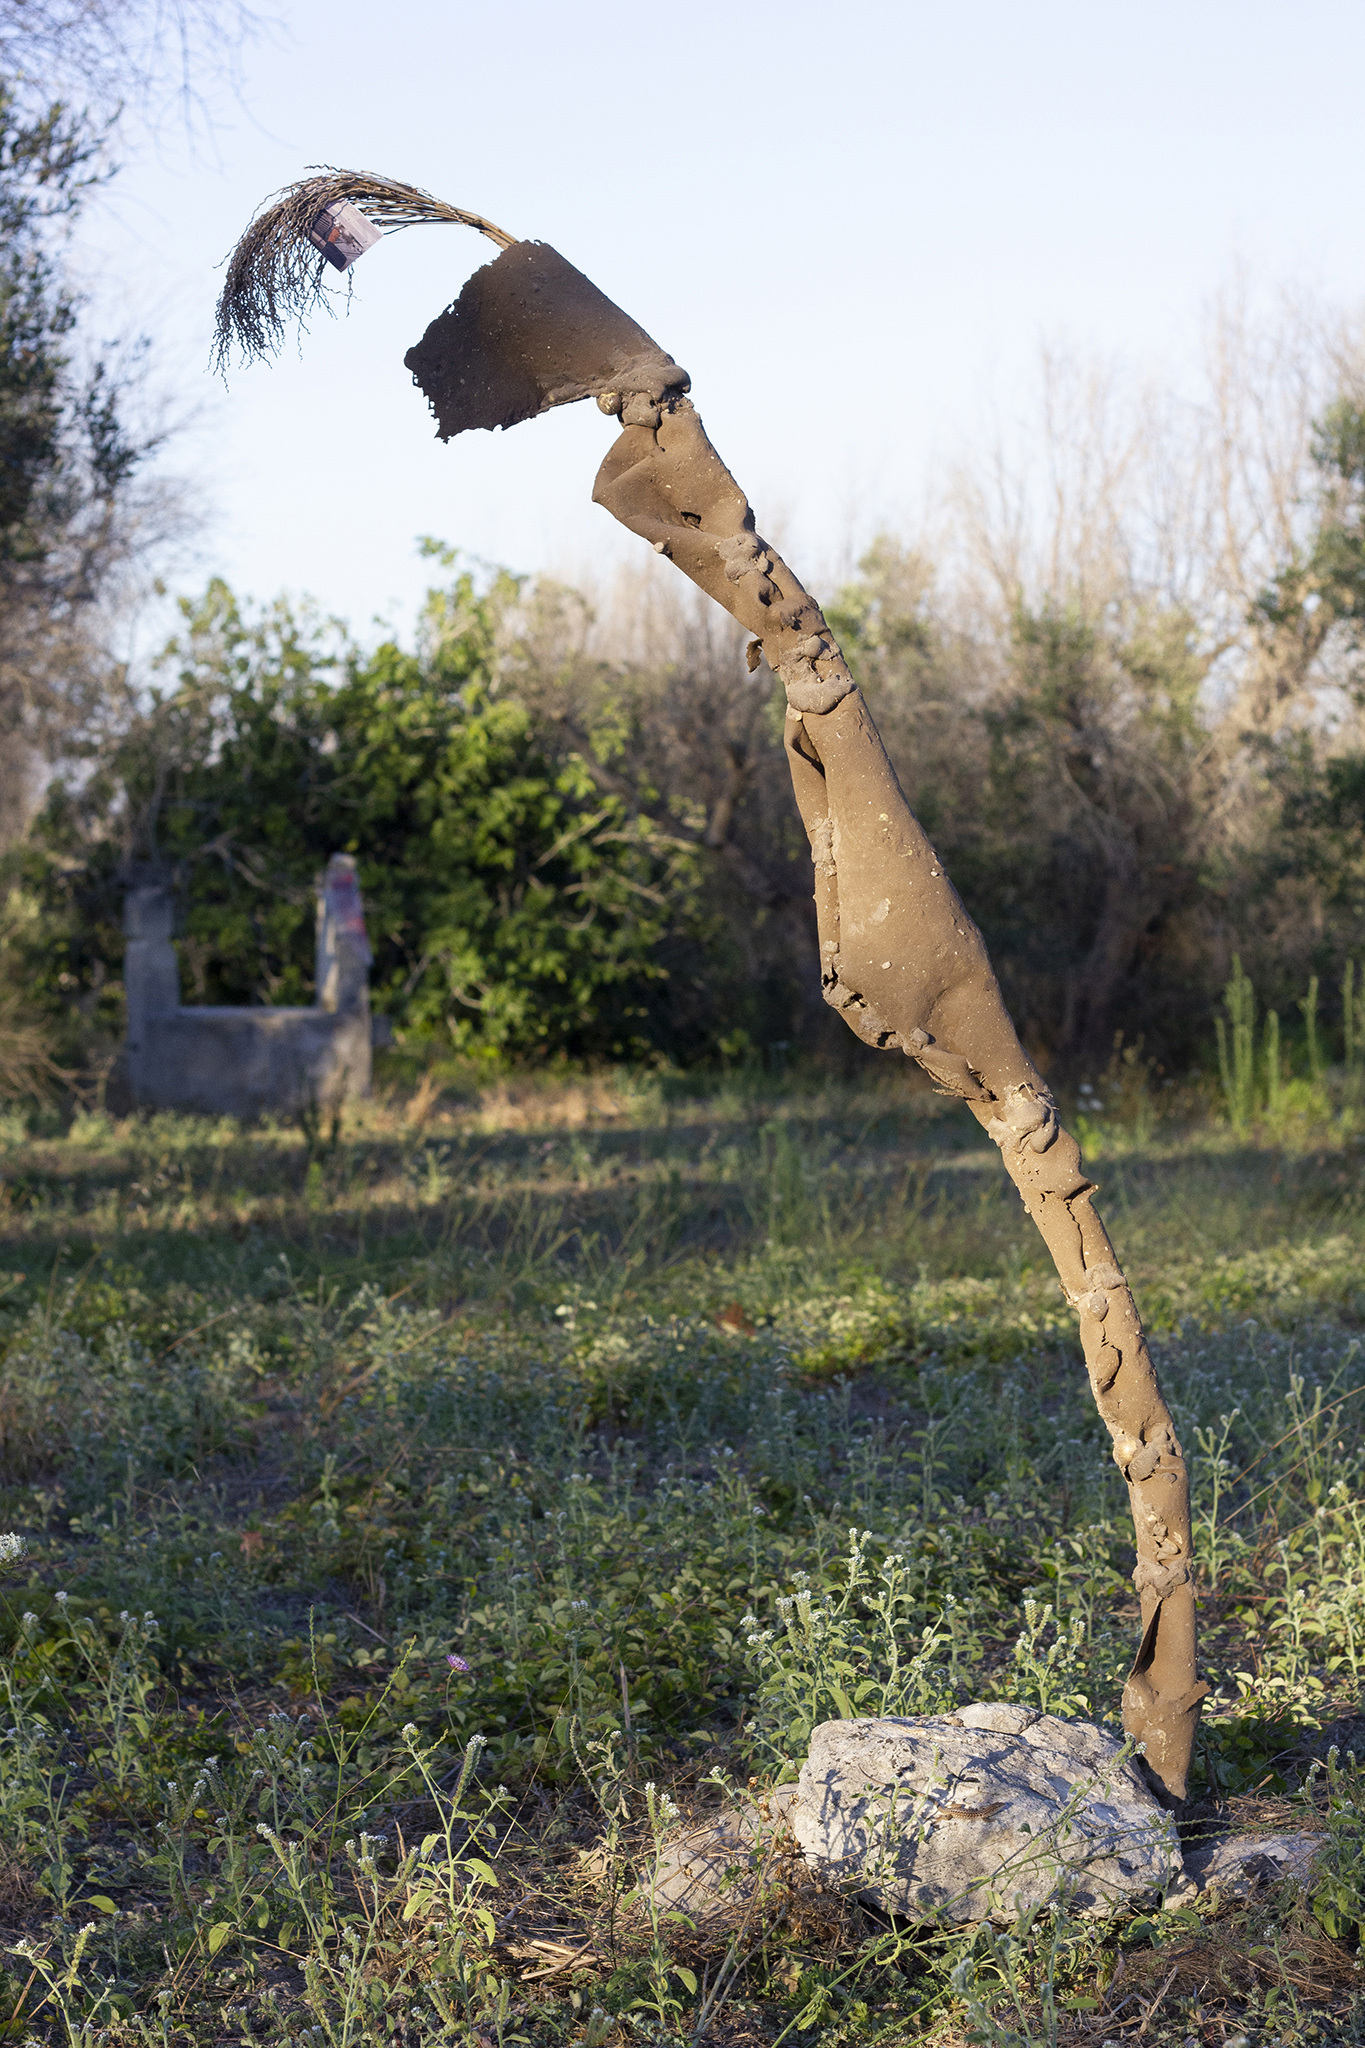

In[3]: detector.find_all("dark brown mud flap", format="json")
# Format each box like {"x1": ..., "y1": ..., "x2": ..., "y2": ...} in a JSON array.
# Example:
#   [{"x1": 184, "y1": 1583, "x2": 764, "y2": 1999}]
[{"x1": 404, "y1": 241, "x2": 688, "y2": 439}]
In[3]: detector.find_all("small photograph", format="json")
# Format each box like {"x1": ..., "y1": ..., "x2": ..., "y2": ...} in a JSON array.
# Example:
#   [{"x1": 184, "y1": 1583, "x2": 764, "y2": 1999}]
[{"x1": 308, "y1": 197, "x2": 381, "y2": 271}]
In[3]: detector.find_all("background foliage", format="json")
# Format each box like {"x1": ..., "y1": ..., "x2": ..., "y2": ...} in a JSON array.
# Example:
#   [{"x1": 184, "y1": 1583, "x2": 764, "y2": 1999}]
[
  {"x1": 9, "y1": 30, "x2": 1365, "y2": 1090},
  {"x1": 16, "y1": 438, "x2": 1365, "y2": 1087}
]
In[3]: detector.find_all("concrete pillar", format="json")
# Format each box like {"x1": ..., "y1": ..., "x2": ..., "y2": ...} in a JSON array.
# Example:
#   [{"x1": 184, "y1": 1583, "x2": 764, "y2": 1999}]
[
  {"x1": 123, "y1": 882, "x2": 180, "y2": 1096},
  {"x1": 315, "y1": 854, "x2": 373, "y2": 1016}
]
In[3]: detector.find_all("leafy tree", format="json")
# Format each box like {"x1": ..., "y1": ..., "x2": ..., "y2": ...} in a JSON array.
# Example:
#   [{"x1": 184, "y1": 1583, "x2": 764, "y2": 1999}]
[
  {"x1": 0, "y1": 83, "x2": 170, "y2": 846},
  {"x1": 969, "y1": 598, "x2": 1211, "y2": 1065},
  {"x1": 501, "y1": 577, "x2": 824, "y2": 1062},
  {"x1": 1293, "y1": 396, "x2": 1365, "y2": 630},
  {"x1": 1228, "y1": 400, "x2": 1365, "y2": 1021}
]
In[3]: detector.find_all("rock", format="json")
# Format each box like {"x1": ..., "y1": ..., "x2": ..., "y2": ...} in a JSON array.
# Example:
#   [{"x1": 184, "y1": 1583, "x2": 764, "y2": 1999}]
[
  {"x1": 792, "y1": 1705, "x2": 1182, "y2": 1924},
  {"x1": 649, "y1": 1787, "x2": 799, "y2": 1930},
  {"x1": 1184, "y1": 1828, "x2": 1321, "y2": 1897}
]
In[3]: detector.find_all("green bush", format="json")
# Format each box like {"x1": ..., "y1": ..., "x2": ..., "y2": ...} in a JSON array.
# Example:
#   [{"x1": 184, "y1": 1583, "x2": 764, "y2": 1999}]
[{"x1": 13, "y1": 567, "x2": 702, "y2": 1064}]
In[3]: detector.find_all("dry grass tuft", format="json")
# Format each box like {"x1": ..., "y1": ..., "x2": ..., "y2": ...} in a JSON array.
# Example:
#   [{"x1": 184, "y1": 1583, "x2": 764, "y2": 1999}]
[
  {"x1": 0, "y1": 987, "x2": 72, "y2": 1104},
  {"x1": 1105, "y1": 1898, "x2": 1358, "y2": 2021},
  {"x1": 1222, "y1": 1789, "x2": 1327, "y2": 1834},
  {"x1": 0, "y1": 1844, "x2": 41, "y2": 1928},
  {"x1": 211, "y1": 168, "x2": 516, "y2": 374}
]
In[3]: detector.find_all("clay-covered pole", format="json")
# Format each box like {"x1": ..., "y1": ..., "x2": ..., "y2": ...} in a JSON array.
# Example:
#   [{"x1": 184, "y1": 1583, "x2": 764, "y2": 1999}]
[{"x1": 591, "y1": 399, "x2": 1207, "y2": 1803}]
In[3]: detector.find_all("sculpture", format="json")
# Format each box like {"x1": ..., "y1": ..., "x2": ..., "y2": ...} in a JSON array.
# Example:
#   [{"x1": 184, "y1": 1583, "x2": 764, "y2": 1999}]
[{"x1": 214, "y1": 176, "x2": 1205, "y2": 1801}]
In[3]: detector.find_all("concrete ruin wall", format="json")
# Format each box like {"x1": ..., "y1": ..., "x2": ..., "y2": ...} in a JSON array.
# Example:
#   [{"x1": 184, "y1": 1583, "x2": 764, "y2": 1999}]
[{"x1": 122, "y1": 854, "x2": 374, "y2": 1118}]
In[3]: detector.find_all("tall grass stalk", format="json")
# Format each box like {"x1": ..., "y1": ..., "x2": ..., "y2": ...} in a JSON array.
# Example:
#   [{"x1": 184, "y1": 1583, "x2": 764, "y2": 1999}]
[
  {"x1": 1345, "y1": 959, "x2": 1363, "y2": 1103},
  {"x1": 1300, "y1": 974, "x2": 1323, "y2": 1088},
  {"x1": 1264, "y1": 1008, "x2": 1282, "y2": 1120},
  {"x1": 1216, "y1": 954, "x2": 1257, "y2": 1132}
]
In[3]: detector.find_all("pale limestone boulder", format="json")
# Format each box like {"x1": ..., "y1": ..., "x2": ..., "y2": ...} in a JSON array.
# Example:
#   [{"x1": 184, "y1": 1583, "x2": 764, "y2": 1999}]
[
  {"x1": 649, "y1": 1788, "x2": 798, "y2": 1930},
  {"x1": 792, "y1": 1704, "x2": 1182, "y2": 1923},
  {"x1": 1184, "y1": 1829, "x2": 1321, "y2": 1897}
]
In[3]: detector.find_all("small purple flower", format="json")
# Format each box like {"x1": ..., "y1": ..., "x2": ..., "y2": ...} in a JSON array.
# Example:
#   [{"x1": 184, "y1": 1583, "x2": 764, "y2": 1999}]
[{"x1": 446, "y1": 1653, "x2": 470, "y2": 1673}]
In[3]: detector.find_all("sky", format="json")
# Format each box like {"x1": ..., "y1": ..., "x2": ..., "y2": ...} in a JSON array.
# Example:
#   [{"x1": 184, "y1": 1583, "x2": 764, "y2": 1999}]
[{"x1": 70, "y1": 0, "x2": 1365, "y2": 649}]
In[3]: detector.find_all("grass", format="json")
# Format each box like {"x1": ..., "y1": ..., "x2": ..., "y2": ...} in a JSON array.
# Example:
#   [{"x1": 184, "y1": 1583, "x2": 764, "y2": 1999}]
[{"x1": 0, "y1": 1057, "x2": 1363, "y2": 2045}]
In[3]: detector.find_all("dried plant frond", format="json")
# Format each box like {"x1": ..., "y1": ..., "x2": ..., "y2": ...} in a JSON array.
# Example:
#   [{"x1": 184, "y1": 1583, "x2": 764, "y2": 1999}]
[
  {"x1": 0, "y1": 993, "x2": 71, "y2": 1103},
  {"x1": 212, "y1": 168, "x2": 517, "y2": 375}
]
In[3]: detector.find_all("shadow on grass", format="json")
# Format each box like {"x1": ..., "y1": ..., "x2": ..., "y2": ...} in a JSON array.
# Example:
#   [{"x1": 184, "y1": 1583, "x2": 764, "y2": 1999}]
[{"x1": 0, "y1": 1085, "x2": 1361, "y2": 1328}]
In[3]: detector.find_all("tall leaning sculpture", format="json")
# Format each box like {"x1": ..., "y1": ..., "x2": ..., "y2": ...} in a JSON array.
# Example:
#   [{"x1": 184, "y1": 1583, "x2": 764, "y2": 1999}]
[{"x1": 216, "y1": 173, "x2": 1207, "y2": 1802}]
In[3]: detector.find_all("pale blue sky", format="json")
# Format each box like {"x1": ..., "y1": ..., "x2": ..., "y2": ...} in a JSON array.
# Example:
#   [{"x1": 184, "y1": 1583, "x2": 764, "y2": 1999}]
[{"x1": 74, "y1": 0, "x2": 1365, "y2": 642}]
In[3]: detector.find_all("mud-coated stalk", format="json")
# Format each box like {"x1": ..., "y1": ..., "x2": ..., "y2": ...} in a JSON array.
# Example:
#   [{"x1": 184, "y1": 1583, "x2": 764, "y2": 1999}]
[{"x1": 593, "y1": 397, "x2": 1206, "y2": 1801}]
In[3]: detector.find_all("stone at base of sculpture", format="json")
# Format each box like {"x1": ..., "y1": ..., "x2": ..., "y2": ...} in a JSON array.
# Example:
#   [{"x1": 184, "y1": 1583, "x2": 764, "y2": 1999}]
[
  {"x1": 793, "y1": 1706, "x2": 1182, "y2": 1923},
  {"x1": 651, "y1": 1739, "x2": 1323, "y2": 1932},
  {"x1": 1183, "y1": 1828, "x2": 1322, "y2": 1897},
  {"x1": 647, "y1": 1787, "x2": 799, "y2": 1931},
  {"x1": 122, "y1": 854, "x2": 375, "y2": 1118}
]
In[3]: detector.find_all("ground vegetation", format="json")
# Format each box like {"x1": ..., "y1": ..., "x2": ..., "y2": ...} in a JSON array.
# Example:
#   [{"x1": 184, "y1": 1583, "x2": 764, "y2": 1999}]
[{"x1": 0, "y1": 1064, "x2": 1362, "y2": 2042}]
